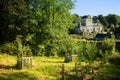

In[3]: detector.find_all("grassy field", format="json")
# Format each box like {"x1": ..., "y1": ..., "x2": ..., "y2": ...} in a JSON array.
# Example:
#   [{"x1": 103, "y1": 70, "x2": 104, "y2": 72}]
[
  {"x1": 0, "y1": 54, "x2": 75, "y2": 80},
  {"x1": 0, "y1": 54, "x2": 120, "y2": 80}
]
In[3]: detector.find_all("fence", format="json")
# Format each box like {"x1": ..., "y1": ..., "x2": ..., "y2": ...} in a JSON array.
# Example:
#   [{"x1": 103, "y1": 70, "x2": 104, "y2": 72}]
[{"x1": 61, "y1": 63, "x2": 99, "y2": 80}]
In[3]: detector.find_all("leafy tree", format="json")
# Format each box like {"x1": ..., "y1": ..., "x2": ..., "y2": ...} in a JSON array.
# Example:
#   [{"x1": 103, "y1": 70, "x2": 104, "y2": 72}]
[
  {"x1": 98, "y1": 15, "x2": 107, "y2": 25},
  {"x1": 76, "y1": 41, "x2": 97, "y2": 61},
  {"x1": 106, "y1": 14, "x2": 120, "y2": 27},
  {"x1": 93, "y1": 16, "x2": 100, "y2": 23},
  {"x1": 28, "y1": 0, "x2": 75, "y2": 56},
  {"x1": 106, "y1": 14, "x2": 120, "y2": 32},
  {"x1": 0, "y1": 0, "x2": 76, "y2": 56},
  {"x1": 93, "y1": 14, "x2": 120, "y2": 33},
  {"x1": 101, "y1": 37, "x2": 115, "y2": 54},
  {"x1": 72, "y1": 14, "x2": 80, "y2": 25},
  {"x1": 69, "y1": 14, "x2": 80, "y2": 34},
  {"x1": 0, "y1": 0, "x2": 30, "y2": 43}
]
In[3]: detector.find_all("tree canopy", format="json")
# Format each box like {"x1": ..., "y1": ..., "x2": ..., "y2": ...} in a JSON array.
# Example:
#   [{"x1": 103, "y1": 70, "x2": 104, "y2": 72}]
[
  {"x1": 93, "y1": 14, "x2": 120, "y2": 33},
  {"x1": 0, "y1": 0, "x2": 75, "y2": 56}
]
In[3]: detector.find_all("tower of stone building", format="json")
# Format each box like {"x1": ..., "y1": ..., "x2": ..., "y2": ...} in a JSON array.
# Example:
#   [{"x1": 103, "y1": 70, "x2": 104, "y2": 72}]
[{"x1": 81, "y1": 15, "x2": 92, "y2": 26}]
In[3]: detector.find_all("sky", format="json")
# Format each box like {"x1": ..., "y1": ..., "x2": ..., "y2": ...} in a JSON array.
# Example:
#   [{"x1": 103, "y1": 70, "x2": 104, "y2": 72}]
[{"x1": 70, "y1": 0, "x2": 120, "y2": 16}]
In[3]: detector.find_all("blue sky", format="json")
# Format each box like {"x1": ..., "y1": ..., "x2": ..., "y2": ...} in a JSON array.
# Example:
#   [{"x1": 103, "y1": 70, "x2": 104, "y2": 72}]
[{"x1": 71, "y1": 0, "x2": 120, "y2": 16}]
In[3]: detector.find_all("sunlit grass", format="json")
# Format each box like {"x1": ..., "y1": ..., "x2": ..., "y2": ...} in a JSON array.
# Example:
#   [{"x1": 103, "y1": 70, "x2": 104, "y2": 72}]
[
  {"x1": 0, "y1": 54, "x2": 75, "y2": 80},
  {"x1": 0, "y1": 54, "x2": 17, "y2": 66},
  {"x1": 1, "y1": 53, "x2": 120, "y2": 80}
]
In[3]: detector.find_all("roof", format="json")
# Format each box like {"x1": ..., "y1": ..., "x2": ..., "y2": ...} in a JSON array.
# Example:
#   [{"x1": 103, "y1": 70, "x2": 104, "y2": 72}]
[
  {"x1": 93, "y1": 33, "x2": 112, "y2": 40},
  {"x1": 81, "y1": 15, "x2": 91, "y2": 19}
]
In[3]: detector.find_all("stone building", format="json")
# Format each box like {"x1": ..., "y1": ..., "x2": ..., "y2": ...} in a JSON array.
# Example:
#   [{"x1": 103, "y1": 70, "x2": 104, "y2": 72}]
[{"x1": 75, "y1": 15, "x2": 103, "y2": 34}]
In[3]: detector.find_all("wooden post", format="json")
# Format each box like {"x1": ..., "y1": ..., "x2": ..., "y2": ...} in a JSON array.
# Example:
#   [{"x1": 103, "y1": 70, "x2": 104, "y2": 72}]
[
  {"x1": 62, "y1": 64, "x2": 64, "y2": 80},
  {"x1": 75, "y1": 62, "x2": 78, "y2": 80},
  {"x1": 81, "y1": 67, "x2": 84, "y2": 80},
  {"x1": 91, "y1": 66, "x2": 94, "y2": 80}
]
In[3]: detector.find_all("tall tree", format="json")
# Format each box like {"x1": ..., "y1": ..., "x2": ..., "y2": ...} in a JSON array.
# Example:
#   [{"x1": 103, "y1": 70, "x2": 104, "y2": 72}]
[
  {"x1": 93, "y1": 16, "x2": 100, "y2": 23},
  {"x1": 27, "y1": 0, "x2": 75, "y2": 55},
  {"x1": 29, "y1": 0, "x2": 74, "y2": 44},
  {"x1": 0, "y1": 0, "x2": 30, "y2": 43},
  {"x1": 98, "y1": 15, "x2": 108, "y2": 26},
  {"x1": 69, "y1": 14, "x2": 80, "y2": 34},
  {"x1": 0, "y1": 0, "x2": 75, "y2": 56}
]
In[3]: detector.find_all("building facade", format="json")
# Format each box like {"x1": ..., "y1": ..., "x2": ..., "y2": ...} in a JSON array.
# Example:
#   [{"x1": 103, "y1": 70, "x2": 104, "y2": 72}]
[{"x1": 76, "y1": 15, "x2": 103, "y2": 34}]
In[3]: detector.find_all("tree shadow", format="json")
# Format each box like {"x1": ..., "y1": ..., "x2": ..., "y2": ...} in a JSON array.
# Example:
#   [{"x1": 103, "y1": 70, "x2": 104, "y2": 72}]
[
  {"x1": 0, "y1": 64, "x2": 38, "y2": 80},
  {"x1": 0, "y1": 64, "x2": 16, "y2": 70},
  {"x1": 98, "y1": 64, "x2": 120, "y2": 80},
  {"x1": 0, "y1": 71, "x2": 38, "y2": 80}
]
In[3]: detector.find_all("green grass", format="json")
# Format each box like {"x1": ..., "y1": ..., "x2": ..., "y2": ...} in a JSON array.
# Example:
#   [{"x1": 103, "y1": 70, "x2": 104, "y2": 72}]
[
  {"x1": 98, "y1": 64, "x2": 120, "y2": 80},
  {"x1": 0, "y1": 54, "x2": 120, "y2": 80},
  {"x1": 0, "y1": 71, "x2": 38, "y2": 80},
  {"x1": 0, "y1": 54, "x2": 75, "y2": 80}
]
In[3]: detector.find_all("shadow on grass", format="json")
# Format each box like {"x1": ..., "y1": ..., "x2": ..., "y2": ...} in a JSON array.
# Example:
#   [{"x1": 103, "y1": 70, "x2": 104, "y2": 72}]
[
  {"x1": 98, "y1": 64, "x2": 120, "y2": 80},
  {"x1": 58, "y1": 73, "x2": 84, "y2": 80},
  {"x1": 0, "y1": 64, "x2": 38, "y2": 80},
  {"x1": 0, "y1": 71, "x2": 38, "y2": 80},
  {"x1": 0, "y1": 64, "x2": 16, "y2": 70}
]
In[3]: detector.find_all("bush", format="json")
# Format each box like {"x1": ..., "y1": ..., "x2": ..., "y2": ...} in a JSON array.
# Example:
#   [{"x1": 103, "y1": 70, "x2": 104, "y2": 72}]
[
  {"x1": 77, "y1": 41, "x2": 97, "y2": 61},
  {"x1": 16, "y1": 36, "x2": 32, "y2": 57},
  {"x1": 101, "y1": 37, "x2": 115, "y2": 54},
  {"x1": 108, "y1": 53, "x2": 120, "y2": 66},
  {"x1": 84, "y1": 42, "x2": 97, "y2": 61},
  {"x1": 0, "y1": 42, "x2": 17, "y2": 55}
]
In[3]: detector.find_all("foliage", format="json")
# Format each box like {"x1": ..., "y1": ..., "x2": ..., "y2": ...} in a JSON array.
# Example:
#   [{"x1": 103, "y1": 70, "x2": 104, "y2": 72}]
[
  {"x1": 0, "y1": 0, "x2": 75, "y2": 57},
  {"x1": 45, "y1": 41, "x2": 59, "y2": 56},
  {"x1": 44, "y1": 38, "x2": 78, "y2": 57},
  {"x1": 101, "y1": 37, "x2": 115, "y2": 54},
  {"x1": 84, "y1": 42, "x2": 97, "y2": 61},
  {"x1": 93, "y1": 14, "x2": 120, "y2": 33},
  {"x1": 29, "y1": 0, "x2": 74, "y2": 44},
  {"x1": 26, "y1": 0, "x2": 74, "y2": 56},
  {"x1": 62, "y1": 39, "x2": 78, "y2": 55},
  {"x1": 69, "y1": 14, "x2": 80, "y2": 34},
  {"x1": 0, "y1": 42, "x2": 17, "y2": 55},
  {"x1": 77, "y1": 41, "x2": 97, "y2": 61},
  {"x1": 15, "y1": 35, "x2": 32, "y2": 57},
  {"x1": 108, "y1": 53, "x2": 120, "y2": 66},
  {"x1": 98, "y1": 63, "x2": 120, "y2": 80},
  {"x1": 0, "y1": 0, "x2": 30, "y2": 43}
]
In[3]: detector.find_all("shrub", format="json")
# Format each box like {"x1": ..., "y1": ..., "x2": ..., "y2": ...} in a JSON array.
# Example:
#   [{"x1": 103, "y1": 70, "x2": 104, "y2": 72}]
[
  {"x1": 84, "y1": 42, "x2": 97, "y2": 61},
  {"x1": 16, "y1": 36, "x2": 32, "y2": 57},
  {"x1": 0, "y1": 42, "x2": 17, "y2": 55},
  {"x1": 101, "y1": 36, "x2": 115, "y2": 54},
  {"x1": 77, "y1": 41, "x2": 97, "y2": 61},
  {"x1": 108, "y1": 53, "x2": 120, "y2": 66}
]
